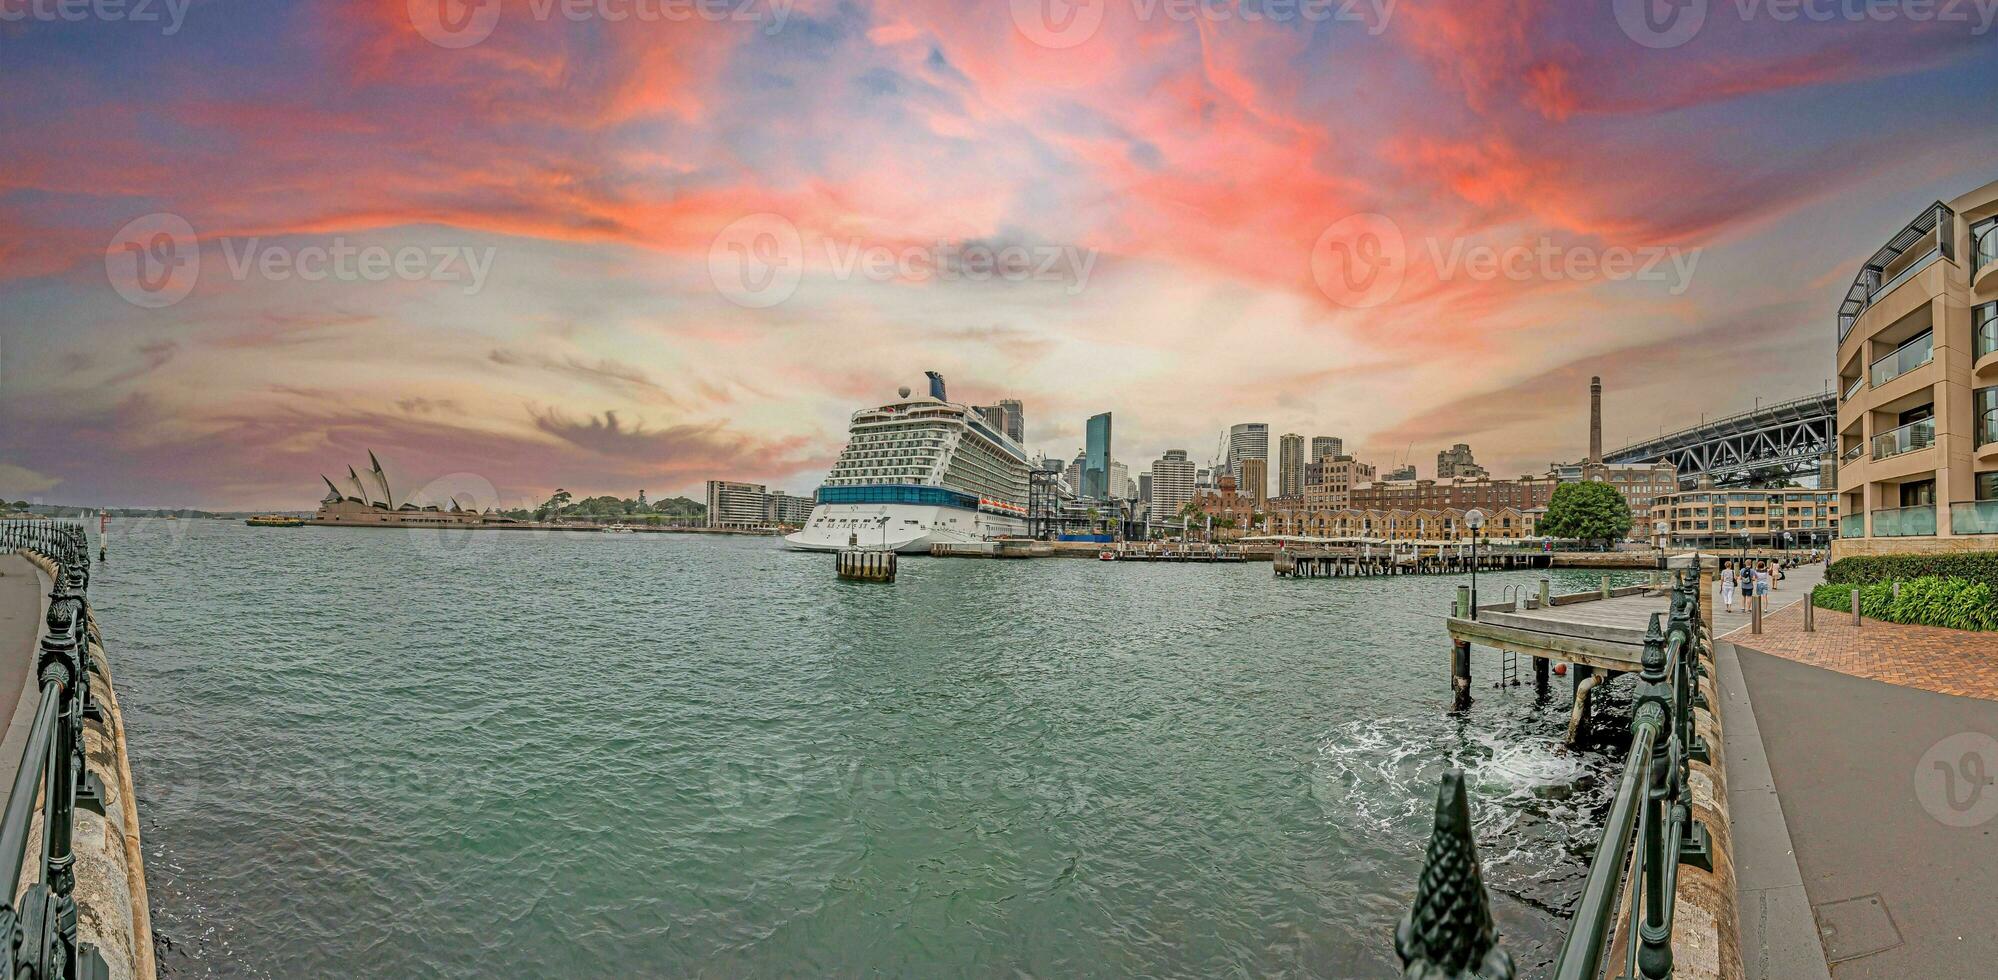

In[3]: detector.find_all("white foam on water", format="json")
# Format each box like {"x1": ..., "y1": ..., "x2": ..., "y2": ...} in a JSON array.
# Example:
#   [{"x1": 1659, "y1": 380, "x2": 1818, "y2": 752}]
[{"x1": 1311, "y1": 716, "x2": 1615, "y2": 879}]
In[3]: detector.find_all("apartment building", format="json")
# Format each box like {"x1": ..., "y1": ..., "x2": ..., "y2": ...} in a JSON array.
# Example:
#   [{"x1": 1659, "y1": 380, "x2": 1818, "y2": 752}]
[
  {"x1": 1302, "y1": 455, "x2": 1377, "y2": 509},
  {"x1": 1834, "y1": 179, "x2": 1998, "y2": 556},
  {"x1": 1651, "y1": 488, "x2": 1838, "y2": 549}
]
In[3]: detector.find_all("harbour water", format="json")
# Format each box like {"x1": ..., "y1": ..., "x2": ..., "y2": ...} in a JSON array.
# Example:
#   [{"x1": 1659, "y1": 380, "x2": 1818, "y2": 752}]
[{"x1": 94, "y1": 522, "x2": 1643, "y2": 977}]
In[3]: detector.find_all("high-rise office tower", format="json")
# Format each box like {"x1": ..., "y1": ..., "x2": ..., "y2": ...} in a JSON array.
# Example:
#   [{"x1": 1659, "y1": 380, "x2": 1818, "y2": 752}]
[
  {"x1": 1084, "y1": 413, "x2": 1113, "y2": 500},
  {"x1": 1239, "y1": 457, "x2": 1269, "y2": 504},
  {"x1": 1226, "y1": 423, "x2": 1269, "y2": 483},
  {"x1": 1311, "y1": 436, "x2": 1343, "y2": 461},
  {"x1": 1277, "y1": 433, "x2": 1305, "y2": 498}
]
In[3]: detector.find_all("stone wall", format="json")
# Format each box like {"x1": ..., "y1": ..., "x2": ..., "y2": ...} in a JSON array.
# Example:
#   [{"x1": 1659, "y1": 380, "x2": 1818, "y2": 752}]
[
  {"x1": 13, "y1": 552, "x2": 154, "y2": 980},
  {"x1": 1832, "y1": 535, "x2": 1998, "y2": 560},
  {"x1": 1604, "y1": 612, "x2": 1744, "y2": 979},
  {"x1": 1673, "y1": 621, "x2": 1743, "y2": 979}
]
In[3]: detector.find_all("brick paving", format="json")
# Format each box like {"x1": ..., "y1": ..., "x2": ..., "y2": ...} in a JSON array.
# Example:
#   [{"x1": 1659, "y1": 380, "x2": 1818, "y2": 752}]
[{"x1": 1724, "y1": 596, "x2": 1998, "y2": 703}]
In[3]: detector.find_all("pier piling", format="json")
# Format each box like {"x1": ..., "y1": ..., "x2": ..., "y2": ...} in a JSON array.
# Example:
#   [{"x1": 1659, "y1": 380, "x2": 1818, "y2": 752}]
[
  {"x1": 1450, "y1": 639, "x2": 1473, "y2": 712},
  {"x1": 836, "y1": 548, "x2": 897, "y2": 583}
]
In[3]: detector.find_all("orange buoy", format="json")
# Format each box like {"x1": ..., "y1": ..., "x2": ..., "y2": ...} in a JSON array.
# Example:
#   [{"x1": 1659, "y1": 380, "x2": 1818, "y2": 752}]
[{"x1": 1553, "y1": 663, "x2": 1568, "y2": 677}]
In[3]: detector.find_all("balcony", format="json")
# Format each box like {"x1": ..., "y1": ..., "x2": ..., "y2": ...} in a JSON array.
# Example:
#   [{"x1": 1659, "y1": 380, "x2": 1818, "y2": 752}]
[
  {"x1": 1839, "y1": 513, "x2": 1865, "y2": 538},
  {"x1": 1983, "y1": 409, "x2": 1998, "y2": 457},
  {"x1": 1980, "y1": 312, "x2": 1998, "y2": 368},
  {"x1": 1871, "y1": 504, "x2": 1936, "y2": 537},
  {"x1": 1841, "y1": 374, "x2": 1866, "y2": 402},
  {"x1": 1871, "y1": 416, "x2": 1935, "y2": 460},
  {"x1": 1840, "y1": 442, "x2": 1864, "y2": 465},
  {"x1": 1838, "y1": 201, "x2": 1955, "y2": 342},
  {"x1": 1978, "y1": 226, "x2": 1998, "y2": 292},
  {"x1": 1869, "y1": 332, "x2": 1932, "y2": 388},
  {"x1": 1953, "y1": 501, "x2": 1998, "y2": 535}
]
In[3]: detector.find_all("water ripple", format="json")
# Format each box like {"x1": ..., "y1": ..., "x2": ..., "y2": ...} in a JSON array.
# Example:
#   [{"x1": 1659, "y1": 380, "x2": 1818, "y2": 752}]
[{"x1": 93, "y1": 522, "x2": 1641, "y2": 977}]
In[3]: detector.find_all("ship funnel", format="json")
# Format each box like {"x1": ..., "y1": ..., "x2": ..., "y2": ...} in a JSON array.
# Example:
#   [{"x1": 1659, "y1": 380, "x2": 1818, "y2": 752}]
[{"x1": 925, "y1": 371, "x2": 946, "y2": 401}]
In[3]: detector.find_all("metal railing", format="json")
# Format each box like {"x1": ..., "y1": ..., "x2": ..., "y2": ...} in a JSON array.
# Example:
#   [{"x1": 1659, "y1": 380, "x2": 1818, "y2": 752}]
[
  {"x1": 1871, "y1": 503, "x2": 1937, "y2": 537},
  {"x1": 1978, "y1": 225, "x2": 1998, "y2": 274},
  {"x1": 1978, "y1": 310, "x2": 1998, "y2": 361},
  {"x1": 1840, "y1": 374, "x2": 1865, "y2": 402},
  {"x1": 1868, "y1": 333, "x2": 1932, "y2": 388},
  {"x1": 0, "y1": 520, "x2": 109, "y2": 980},
  {"x1": 1840, "y1": 442, "x2": 1863, "y2": 465},
  {"x1": 1950, "y1": 500, "x2": 1998, "y2": 535},
  {"x1": 1871, "y1": 416, "x2": 1934, "y2": 460},
  {"x1": 1397, "y1": 573, "x2": 1712, "y2": 980}
]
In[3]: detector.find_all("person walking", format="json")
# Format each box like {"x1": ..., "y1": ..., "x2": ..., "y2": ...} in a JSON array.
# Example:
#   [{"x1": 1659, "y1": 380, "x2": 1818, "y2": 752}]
[
  {"x1": 1720, "y1": 560, "x2": 1738, "y2": 613},
  {"x1": 1754, "y1": 561, "x2": 1773, "y2": 607}
]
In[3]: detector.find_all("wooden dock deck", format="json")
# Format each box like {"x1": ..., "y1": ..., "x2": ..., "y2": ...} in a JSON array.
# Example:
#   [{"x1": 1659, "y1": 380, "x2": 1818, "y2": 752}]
[{"x1": 1449, "y1": 585, "x2": 1670, "y2": 673}]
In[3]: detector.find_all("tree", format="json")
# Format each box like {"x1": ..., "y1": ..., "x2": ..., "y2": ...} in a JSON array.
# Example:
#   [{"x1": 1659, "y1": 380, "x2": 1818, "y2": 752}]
[
  {"x1": 1538, "y1": 481, "x2": 1633, "y2": 549},
  {"x1": 535, "y1": 489, "x2": 573, "y2": 520}
]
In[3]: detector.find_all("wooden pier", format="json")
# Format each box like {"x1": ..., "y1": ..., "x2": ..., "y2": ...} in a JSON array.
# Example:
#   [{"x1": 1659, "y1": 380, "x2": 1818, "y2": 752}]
[
  {"x1": 1274, "y1": 544, "x2": 1550, "y2": 579},
  {"x1": 836, "y1": 548, "x2": 897, "y2": 582},
  {"x1": 1099, "y1": 544, "x2": 1249, "y2": 563},
  {"x1": 1443, "y1": 564, "x2": 1700, "y2": 742}
]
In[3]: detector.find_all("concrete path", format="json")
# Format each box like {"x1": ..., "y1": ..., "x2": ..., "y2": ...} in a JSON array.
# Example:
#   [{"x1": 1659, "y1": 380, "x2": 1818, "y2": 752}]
[
  {"x1": 0, "y1": 554, "x2": 48, "y2": 813},
  {"x1": 1726, "y1": 564, "x2": 1998, "y2": 976},
  {"x1": 1708, "y1": 563, "x2": 1834, "y2": 980}
]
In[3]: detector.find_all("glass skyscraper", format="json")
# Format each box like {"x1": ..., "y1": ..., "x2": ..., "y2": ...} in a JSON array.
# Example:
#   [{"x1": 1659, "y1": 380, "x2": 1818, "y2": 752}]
[{"x1": 1084, "y1": 412, "x2": 1113, "y2": 500}]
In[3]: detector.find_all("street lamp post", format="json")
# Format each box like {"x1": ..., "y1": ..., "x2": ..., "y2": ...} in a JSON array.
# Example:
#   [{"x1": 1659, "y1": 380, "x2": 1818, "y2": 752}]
[{"x1": 1466, "y1": 509, "x2": 1486, "y2": 620}]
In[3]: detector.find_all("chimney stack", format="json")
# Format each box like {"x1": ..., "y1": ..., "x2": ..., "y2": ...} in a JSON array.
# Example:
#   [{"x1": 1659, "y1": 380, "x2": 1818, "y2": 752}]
[{"x1": 1589, "y1": 376, "x2": 1603, "y2": 464}]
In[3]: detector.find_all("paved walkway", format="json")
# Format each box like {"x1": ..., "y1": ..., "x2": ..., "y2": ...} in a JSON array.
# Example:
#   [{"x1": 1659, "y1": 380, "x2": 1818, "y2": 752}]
[
  {"x1": 1724, "y1": 565, "x2": 1998, "y2": 978},
  {"x1": 0, "y1": 555, "x2": 48, "y2": 811},
  {"x1": 1731, "y1": 601, "x2": 1998, "y2": 700}
]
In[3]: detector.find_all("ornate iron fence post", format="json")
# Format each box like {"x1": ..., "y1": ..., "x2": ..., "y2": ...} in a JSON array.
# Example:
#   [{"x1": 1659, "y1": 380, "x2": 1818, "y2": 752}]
[
  {"x1": 2, "y1": 520, "x2": 114, "y2": 980},
  {"x1": 1396, "y1": 769, "x2": 1515, "y2": 980}
]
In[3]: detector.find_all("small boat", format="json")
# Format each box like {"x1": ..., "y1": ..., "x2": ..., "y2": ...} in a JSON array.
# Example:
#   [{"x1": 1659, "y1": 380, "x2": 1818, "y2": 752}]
[
  {"x1": 1098, "y1": 550, "x2": 1117, "y2": 561},
  {"x1": 245, "y1": 515, "x2": 306, "y2": 527},
  {"x1": 603, "y1": 523, "x2": 636, "y2": 533}
]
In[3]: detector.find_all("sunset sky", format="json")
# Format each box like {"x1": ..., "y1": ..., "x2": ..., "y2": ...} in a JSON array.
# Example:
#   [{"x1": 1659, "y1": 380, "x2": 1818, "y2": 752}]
[{"x1": 3, "y1": 0, "x2": 1996, "y2": 509}]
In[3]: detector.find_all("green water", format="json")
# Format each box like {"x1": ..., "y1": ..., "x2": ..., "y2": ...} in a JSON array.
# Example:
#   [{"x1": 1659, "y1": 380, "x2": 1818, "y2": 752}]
[{"x1": 91, "y1": 522, "x2": 1639, "y2": 977}]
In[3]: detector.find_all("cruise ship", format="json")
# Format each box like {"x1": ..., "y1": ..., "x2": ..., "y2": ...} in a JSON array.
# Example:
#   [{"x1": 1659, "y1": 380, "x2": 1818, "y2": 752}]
[{"x1": 784, "y1": 373, "x2": 1031, "y2": 553}]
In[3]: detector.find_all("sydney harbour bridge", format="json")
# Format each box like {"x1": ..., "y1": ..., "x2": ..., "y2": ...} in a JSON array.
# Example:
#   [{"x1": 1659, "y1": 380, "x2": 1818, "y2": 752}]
[{"x1": 1604, "y1": 392, "x2": 1837, "y2": 488}]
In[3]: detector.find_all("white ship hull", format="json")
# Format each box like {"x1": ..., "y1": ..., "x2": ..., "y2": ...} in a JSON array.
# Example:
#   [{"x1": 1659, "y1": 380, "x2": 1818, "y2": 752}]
[{"x1": 783, "y1": 503, "x2": 1029, "y2": 553}]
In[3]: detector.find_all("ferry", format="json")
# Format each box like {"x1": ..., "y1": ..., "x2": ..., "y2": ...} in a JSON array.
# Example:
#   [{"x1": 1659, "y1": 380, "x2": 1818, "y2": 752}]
[
  {"x1": 245, "y1": 515, "x2": 306, "y2": 527},
  {"x1": 785, "y1": 373, "x2": 1031, "y2": 554}
]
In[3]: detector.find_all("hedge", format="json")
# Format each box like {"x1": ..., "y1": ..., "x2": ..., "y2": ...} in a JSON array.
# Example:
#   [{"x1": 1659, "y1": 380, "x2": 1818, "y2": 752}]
[
  {"x1": 1825, "y1": 551, "x2": 1998, "y2": 592},
  {"x1": 1812, "y1": 576, "x2": 1998, "y2": 631}
]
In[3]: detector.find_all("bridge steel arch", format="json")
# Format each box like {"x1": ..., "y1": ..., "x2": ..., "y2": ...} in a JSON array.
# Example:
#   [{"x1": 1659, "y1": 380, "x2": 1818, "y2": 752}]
[{"x1": 1603, "y1": 393, "x2": 1835, "y2": 487}]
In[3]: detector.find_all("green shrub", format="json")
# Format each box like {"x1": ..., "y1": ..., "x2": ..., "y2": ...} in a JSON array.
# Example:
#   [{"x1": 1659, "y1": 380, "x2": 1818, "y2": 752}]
[
  {"x1": 1811, "y1": 576, "x2": 1998, "y2": 631},
  {"x1": 1826, "y1": 552, "x2": 1998, "y2": 592}
]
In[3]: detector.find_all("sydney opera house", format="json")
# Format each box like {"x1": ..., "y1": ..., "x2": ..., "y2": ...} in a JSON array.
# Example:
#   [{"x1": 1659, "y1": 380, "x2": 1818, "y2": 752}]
[{"x1": 313, "y1": 452, "x2": 508, "y2": 527}]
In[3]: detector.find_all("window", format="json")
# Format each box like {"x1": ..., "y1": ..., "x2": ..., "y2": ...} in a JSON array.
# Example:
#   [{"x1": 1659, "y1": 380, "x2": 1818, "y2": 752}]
[{"x1": 1978, "y1": 472, "x2": 1998, "y2": 502}]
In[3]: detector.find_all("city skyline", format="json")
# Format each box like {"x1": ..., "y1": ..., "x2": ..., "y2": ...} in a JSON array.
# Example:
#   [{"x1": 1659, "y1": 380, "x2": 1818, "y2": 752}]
[{"x1": 4, "y1": 5, "x2": 1996, "y2": 509}]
